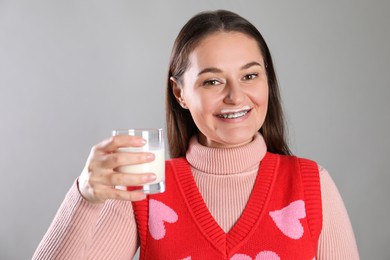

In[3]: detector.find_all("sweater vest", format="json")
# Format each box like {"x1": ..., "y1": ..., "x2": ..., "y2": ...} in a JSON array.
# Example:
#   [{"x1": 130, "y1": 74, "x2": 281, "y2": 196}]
[{"x1": 132, "y1": 152, "x2": 322, "y2": 260}]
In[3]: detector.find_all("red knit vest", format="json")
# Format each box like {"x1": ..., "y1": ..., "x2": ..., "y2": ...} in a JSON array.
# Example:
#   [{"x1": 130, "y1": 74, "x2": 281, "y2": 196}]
[{"x1": 132, "y1": 152, "x2": 322, "y2": 260}]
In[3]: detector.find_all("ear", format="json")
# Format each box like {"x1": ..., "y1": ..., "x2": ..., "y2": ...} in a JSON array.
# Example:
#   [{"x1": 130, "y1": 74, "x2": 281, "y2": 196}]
[{"x1": 170, "y1": 76, "x2": 188, "y2": 109}]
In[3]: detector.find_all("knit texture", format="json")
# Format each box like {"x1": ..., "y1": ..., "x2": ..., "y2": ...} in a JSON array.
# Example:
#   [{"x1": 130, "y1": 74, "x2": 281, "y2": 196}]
[
  {"x1": 132, "y1": 150, "x2": 322, "y2": 259},
  {"x1": 32, "y1": 133, "x2": 359, "y2": 259}
]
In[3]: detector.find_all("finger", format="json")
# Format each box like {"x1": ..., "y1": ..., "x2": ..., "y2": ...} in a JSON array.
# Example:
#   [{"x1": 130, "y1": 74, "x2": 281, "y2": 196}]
[
  {"x1": 93, "y1": 135, "x2": 147, "y2": 154},
  {"x1": 96, "y1": 186, "x2": 147, "y2": 201},
  {"x1": 89, "y1": 166, "x2": 156, "y2": 187},
  {"x1": 109, "y1": 172, "x2": 157, "y2": 187},
  {"x1": 94, "y1": 151, "x2": 155, "y2": 170}
]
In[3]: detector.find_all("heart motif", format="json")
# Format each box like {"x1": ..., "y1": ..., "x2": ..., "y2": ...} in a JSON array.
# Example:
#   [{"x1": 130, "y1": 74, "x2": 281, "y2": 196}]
[
  {"x1": 230, "y1": 251, "x2": 280, "y2": 260},
  {"x1": 230, "y1": 254, "x2": 252, "y2": 260},
  {"x1": 148, "y1": 199, "x2": 178, "y2": 240},
  {"x1": 269, "y1": 200, "x2": 306, "y2": 239},
  {"x1": 255, "y1": 251, "x2": 281, "y2": 260}
]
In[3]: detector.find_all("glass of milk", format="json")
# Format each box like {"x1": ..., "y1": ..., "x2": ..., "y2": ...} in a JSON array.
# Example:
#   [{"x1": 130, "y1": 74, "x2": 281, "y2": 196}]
[{"x1": 112, "y1": 128, "x2": 165, "y2": 194}]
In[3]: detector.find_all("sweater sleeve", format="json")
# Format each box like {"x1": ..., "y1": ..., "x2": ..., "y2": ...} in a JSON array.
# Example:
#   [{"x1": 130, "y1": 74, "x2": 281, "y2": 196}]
[
  {"x1": 317, "y1": 167, "x2": 360, "y2": 260},
  {"x1": 32, "y1": 180, "x2": 139, "y2": 260}
]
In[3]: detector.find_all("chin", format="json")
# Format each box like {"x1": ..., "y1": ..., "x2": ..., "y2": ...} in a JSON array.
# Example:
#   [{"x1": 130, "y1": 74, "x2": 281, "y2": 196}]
[{"x1": 201, "y1": 127, "x2": 259, "y2": 148}]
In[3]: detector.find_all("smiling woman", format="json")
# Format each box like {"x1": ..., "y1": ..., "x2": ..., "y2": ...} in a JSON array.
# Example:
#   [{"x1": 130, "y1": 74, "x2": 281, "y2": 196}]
[
  {"x1": 166, "y1": 13, "x2": 290, "y2": 159},
  {"x1": 171, "y1": 32, "x2": 269, "y2": 148},
  {"x1": 33, "y1": 10, "x2": 359, "y2": 260}
]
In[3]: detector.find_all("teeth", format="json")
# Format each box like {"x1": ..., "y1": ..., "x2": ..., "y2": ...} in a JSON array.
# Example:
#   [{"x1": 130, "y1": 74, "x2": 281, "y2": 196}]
[{"x1": 219, "y1": 110, "x2": 248, "y2": 119}]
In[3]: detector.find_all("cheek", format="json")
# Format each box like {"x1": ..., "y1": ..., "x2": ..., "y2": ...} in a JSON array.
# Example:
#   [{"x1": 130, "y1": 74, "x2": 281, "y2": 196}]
[
  {"x1": 253, "y1": 86, "x2": 269, "y2": 107},
  {"x1": 189, "y1": 99, "x2": 212, "y2": 121},
  {"x1": 183, "y1": 89, "x2": 210, "y2": 112}
]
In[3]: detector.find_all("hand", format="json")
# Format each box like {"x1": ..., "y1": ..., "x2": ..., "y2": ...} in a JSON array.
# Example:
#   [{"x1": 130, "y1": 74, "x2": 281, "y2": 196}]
[{"x1": 78, "y1": 135, "x2": 156, "y2": 204}]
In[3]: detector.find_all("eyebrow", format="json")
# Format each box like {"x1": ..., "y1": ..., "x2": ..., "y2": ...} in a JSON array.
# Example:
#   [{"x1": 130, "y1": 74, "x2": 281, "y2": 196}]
[{"x1": 197, "y1": 61, "x2": 262, "y2": 76}]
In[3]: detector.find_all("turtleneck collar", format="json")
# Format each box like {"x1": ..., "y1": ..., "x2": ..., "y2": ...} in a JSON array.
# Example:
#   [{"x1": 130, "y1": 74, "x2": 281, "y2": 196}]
[{"x1": 185, "y1": 133, "x2": 267, "y2": 175}]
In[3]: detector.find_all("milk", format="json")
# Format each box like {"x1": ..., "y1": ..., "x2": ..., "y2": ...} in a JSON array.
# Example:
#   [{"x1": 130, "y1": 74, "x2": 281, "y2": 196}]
[{"x1": 117, "y1": 148, "x2": 165, "y2": 184}]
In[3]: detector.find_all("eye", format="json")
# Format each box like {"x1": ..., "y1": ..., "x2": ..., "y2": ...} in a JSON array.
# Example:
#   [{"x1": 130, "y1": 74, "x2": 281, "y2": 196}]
[
  {"x1": 242, "y1": 73, "x2": 258, "y2": 81},
  {"x1": 203, "y1": 79, "x2": 222, "y2": 86}
]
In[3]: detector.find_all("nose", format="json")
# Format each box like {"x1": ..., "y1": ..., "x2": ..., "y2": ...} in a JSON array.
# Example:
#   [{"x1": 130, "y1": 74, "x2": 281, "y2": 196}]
[{"x1": 223, "y1": 81, "x2": 244, "y2": 104}]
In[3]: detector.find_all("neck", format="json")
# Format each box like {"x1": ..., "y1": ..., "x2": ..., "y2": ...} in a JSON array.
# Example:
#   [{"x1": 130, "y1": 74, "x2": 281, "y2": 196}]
[{"x1": 186, "y1": 133, "x2": 267, "y2": 175}]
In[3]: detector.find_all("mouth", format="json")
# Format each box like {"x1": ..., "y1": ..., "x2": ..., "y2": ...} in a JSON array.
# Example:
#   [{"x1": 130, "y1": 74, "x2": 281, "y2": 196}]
[{"x1": 216, "y1": 107, "x2": 252, "y2": 119}]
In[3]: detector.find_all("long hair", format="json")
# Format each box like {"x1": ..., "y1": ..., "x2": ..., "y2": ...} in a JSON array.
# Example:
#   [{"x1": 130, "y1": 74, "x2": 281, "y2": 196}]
[{"x1": 166, "y1": 10, "x2": 291, "y2": 158}]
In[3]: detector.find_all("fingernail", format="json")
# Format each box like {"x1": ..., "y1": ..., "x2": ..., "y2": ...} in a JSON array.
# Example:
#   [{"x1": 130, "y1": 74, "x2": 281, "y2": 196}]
[
  {"x1": 142, "y1": 174, "x2": 156, "y2": 182},
  {"x1": 146, "y1": 153, "x2": 155, "y2": 160}
]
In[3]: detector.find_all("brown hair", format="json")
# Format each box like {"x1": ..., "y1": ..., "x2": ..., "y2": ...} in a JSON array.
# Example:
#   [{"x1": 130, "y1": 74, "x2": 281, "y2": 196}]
[{"x1": 166, "y1": 10, "x2": 291, "y2": 158}]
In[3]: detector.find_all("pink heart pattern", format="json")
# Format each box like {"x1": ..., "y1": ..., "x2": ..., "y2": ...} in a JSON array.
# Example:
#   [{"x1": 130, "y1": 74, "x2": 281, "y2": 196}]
[
  {"x1": 255, "y1": 251, "x2": 281, "y2": 260},
  {"x1": 230, "y1": 251, "x2": 280, "y2": 260},
  {"x1": 269, "y1": 200, "x2": 306, "y2": 239},
  {"x1": 148, "y1": 199, "x2": 178, "y2": 240},
  {"x1": 230, "y1": 254, "x2": 252, "y2": 260}
]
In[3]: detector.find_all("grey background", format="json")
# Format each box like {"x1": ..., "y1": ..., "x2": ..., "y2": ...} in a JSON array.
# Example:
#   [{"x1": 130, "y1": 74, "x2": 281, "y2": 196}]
[{"x1": 1, "y1": 1, "x2": 389, "y2": 259}]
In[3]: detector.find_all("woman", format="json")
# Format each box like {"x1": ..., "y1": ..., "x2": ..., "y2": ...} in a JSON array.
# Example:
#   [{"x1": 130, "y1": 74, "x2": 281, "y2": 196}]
[{"x1": 33, "y1": 10, "x2": 359, "y2": 259}]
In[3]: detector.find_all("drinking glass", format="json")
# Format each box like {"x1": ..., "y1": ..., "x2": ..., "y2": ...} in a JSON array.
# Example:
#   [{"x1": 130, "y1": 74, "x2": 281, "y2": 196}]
[{"x1": 112, "y1": 128, "x2": 165, "y2": 194}]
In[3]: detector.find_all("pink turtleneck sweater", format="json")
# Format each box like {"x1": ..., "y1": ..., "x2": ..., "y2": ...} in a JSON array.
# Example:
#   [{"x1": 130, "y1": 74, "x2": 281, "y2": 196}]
[{"x1": 33, "y1": 134, "x2": 359, "y2": 259}]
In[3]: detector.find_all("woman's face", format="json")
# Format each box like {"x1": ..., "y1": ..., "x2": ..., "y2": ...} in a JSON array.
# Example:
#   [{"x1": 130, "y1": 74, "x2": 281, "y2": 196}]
[{"x1": 173, "y1": 32, "x2": 269, "y2": 148}]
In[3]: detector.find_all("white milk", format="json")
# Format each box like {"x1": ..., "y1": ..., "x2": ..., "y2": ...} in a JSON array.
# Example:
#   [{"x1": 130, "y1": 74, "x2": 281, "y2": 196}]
[{"x1": 117, "y1": 148, "x2": 165, "y2": 184}]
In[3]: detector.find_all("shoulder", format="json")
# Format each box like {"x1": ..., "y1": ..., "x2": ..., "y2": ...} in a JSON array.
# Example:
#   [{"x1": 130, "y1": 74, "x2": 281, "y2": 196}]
[
  {"x1": 269, "y1": 152, "x2": 317, "y2": 164},
  {"x1": 166, "y1": 157, "x2": 186, "y2": 163},
  {"x1": 315, "y1": 164, "x2": 335, "y2": 191},
  {"x1": 315, "y1": 165, "x2": 340, "y2": 203},
  {"x1": 272, "y1": 153, "x2": 320, "y2": 174},
  {"x1": 318, "y1": 164, "x2": 328, "y2": 177},
  {"x1": 165, "y1": 157, "x2": 188, "y2": 169},
  {"x1": 316, "y1": 165, "x2": 342, "y2": 200}
]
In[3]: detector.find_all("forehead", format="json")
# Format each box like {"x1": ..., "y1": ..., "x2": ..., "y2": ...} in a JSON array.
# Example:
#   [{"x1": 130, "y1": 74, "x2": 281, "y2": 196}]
[{"x1": 188, "y1": 31, "x2": 264, "y2": 68}]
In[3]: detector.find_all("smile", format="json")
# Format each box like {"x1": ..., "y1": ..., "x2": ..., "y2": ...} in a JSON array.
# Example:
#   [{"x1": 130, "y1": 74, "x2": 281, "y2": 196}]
[{"x1": 217, "y1": 108, "x2": 251, "y2": 119}]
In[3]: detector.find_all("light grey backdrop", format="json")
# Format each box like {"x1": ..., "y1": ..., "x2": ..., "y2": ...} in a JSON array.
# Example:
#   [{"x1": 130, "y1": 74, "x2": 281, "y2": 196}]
[{"x1": 1, "y1": 1, "x2": 389, "y2": 259}]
